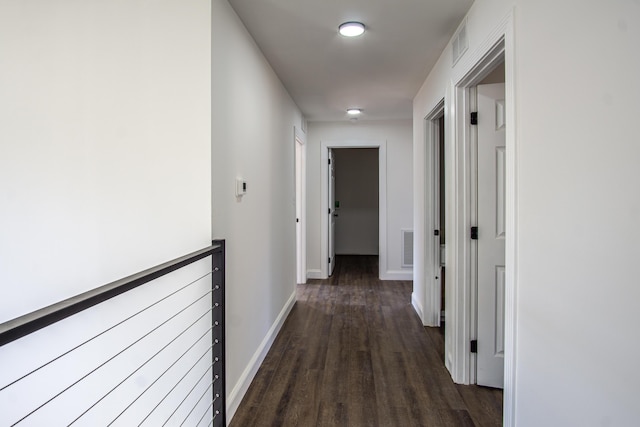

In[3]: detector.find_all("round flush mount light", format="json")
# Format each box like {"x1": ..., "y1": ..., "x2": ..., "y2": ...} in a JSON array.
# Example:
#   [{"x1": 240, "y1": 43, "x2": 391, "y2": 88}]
[
  {"x1": 339, "y1": 22, "x2": 365, "y2": 37},
  {"x1": 347, "y1": 108, "x2": 362, "y2": 115}
]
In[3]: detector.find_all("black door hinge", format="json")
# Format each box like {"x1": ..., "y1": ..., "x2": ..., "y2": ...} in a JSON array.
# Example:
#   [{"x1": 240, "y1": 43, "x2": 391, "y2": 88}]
[
  {"x1": 296, "y1": 218, "x2": 299, "y2": 223},
  {"x1": 470, "y1": 340, "x2": 478, "y2": 353},
  {"x1": 328, "y1": 208, "x2": 331, "y2": 214},
  {"x1": 328, "y1": 257, "x2": 331, "y2": 264},
  {"x1": 434, "y1": 229, "x2": 440, "y2": 236},
  {"x1": 470, "y1": 226, "x2": 478, "y2": 240},
  {"x1": 470, "y1": 112, "x2": 478, "y2": 125},
  {"x1": 328, "y1": 158, "x2": 331, "y2": 164}
]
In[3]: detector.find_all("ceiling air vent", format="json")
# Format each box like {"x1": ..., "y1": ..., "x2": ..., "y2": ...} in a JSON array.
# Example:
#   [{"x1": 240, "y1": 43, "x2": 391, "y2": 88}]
[{"x1": 452, "y1": 19, "x2": 468, "y2": 66}]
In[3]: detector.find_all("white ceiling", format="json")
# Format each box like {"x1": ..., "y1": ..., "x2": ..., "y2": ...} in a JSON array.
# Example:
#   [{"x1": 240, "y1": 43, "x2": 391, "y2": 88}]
[{"x1": 227, "y1": 0, "x2": 474, "y2": 122}]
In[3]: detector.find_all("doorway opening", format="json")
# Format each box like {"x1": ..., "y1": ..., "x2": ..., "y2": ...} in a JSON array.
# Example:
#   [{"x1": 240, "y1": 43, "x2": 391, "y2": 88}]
[
  {"x1": 424, "y1": 100, "x2": 446, "y2": 329},
  {"x1": 329, "y1": 148, "x2": 380, "y2": 277},
  {"x1": 448, "y1": 42, "x2": 509, "y2": 386},
  {"x1": 438, "y1": 115, "x2": 446, "y2": 326},
  {"x1": 320, "y1": 140, "x2": 388, "y2": 280},
  {"x1": 446, "y1": 15, "x2": 516, "y2": 423}
]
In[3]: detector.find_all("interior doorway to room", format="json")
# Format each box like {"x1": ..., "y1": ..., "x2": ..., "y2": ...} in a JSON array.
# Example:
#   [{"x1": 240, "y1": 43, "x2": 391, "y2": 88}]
[
  {"x1": 446, "y1": 21, "x2": 514, "y2": 423},
  {"x1": 437, "y1": 115, "x2": 446, "y2": 325},
  {"x1": 321, "y1": 140, "x2": 387, "y2": 280},
  {"x1": 295, "y1": 133, "x2": 306, "y2": 285},
  {"x1": 425, "y1": 101, "x2": 446, "y2": 329},
  {"x1": 328, "y1": 148, "x2": 380, "y2": 277},
  {"x1": 445, "y1": 38, "x2": 511, "y2": 393}
]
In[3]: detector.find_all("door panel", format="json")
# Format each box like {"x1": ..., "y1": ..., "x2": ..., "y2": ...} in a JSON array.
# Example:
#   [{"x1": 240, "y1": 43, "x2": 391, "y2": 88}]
[
  {"x1": 495, "y1": 266, "x2": 506, "y2": 356},
  {"x1": 496, "y1": 146, "x2": 506, "y2": 238},
  {"x1": 476, "y1": 83, "x2": 506, "y2": 388}
]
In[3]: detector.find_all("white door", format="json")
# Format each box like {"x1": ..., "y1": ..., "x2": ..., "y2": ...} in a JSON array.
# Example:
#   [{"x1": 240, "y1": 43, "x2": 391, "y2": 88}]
[
  {"x1": 476, "y1": 83, "x2": 506, "y2": 388},
  {"x1": 328, "y1": 148, "x2": 336, "y2": 276}
]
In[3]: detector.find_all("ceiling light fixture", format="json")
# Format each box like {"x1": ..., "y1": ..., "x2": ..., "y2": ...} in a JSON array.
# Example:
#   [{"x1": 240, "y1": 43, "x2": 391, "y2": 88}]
[
  {"x1": 347, "y1": 108, "x2": 362, "y2": 115},
  {"x1": 339, "y1": 22, "x2": 365, "y2": 37}
]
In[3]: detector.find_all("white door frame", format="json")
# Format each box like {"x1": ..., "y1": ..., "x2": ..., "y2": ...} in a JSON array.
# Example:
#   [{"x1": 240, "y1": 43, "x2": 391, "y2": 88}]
[
  {"x1": 447, "y1": 10, "x2": 517, "y2": 426},
  {"x1": 294, "y1": 126, "x2": 307, "y2": 285},
  {"x1": 328, "y1": 148, "x2": 336, "y2": 276},
  {"x1": 320, "y1": 140, "x2": 388, "y2": 279},
  {"x1": 423, "y1": 100, "x2": 445, "y2": 327}
]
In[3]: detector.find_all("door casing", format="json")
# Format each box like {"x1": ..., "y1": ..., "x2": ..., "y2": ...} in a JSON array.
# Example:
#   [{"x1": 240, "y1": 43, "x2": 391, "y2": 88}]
[
  {"x1": 445, "y1": 9, "x2": 517, "y2": 426},
  {"x1": 295, "y1": 126, "x2": 306, "y2": 284},
  {"x1": 328, "y1": 148, "x2": 336, "y2": 276}
]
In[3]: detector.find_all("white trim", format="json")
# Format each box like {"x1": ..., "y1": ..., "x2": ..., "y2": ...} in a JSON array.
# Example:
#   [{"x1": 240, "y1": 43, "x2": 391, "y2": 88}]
[
  {"x1": 320, "y1": 140, "x2": 388, "y2": 280},
  {"x1": 306, "y1": 269, "x2": 323, "y2": 280},
  {"x1": 447, "y1": 9, "x2": 517, "y2": 427},
  {"x1": 226, "y1": 291, "x2": 297, "y2": 423},
  {"x1": 503, "y1": 13, "x2": 517, "y2": 427},
  {"x1": 381, "y1": 270, "x2": 413, "y2": 281},
  {"x1": 294, "y1": 126, "x2": 307, "y2": 284},
  {"x1": 411, "y1": 292, "x2": 424, "y2": 321},
  {"x1": 424, "y1": 100, "x2": 445, "y2": 327}
]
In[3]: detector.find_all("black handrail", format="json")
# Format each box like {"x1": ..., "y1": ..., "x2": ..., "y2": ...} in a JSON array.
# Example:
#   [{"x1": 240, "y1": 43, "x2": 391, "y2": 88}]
[{"x1": 0, "y1": 243, "x2": 221, "y2": 347}]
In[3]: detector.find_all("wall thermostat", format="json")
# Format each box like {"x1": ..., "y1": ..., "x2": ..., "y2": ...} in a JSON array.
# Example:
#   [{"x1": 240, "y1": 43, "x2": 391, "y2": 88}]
[{"x1": 236, "y1": 178, "x2": 247, "y2": 197}]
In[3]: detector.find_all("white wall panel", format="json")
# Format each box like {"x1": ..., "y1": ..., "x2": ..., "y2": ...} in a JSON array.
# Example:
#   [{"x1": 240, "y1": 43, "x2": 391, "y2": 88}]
[
  {"x1": 0, "y1": 0, "x2": 212, "y2": 322},
  {"x1": 211, "y1": 0, "x2": 302, "y2": 420},
  {"x1": 414, "y1": 0, "x2": 640, "y2": 424}
]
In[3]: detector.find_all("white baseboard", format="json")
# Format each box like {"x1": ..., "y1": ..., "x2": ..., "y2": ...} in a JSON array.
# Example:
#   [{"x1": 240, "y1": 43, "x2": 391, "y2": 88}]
[
  {"x1": 226, "y1": 291, "x2": 296, "y2": 423},
  {"x1": 380, "y1": 270, "x2": 413, "y2": 281},
  {"x1": 306, "y1": 269, "x2": 324, "y2": 279},
  {"x1": 411, "y1": 292, "x2": 424, "y2": 324},
  {"x1": 308, "y1": 269, "x2": 412, "y2": 281}
]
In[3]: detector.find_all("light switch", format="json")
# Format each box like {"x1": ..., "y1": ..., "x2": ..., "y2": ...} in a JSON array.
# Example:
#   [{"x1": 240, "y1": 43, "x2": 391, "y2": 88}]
[{"x1": 236, "y1": 178, "x2": 247, "y2": 197}]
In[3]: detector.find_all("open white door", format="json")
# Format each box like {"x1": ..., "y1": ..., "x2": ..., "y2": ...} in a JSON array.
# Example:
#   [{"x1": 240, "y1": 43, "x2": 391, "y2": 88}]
[
  {"x1": 328, "y1": 148, "x2": 336, "y2": 276},
  {"x1": 476, "y1": 83, "x2": 506, "y2": 388}
]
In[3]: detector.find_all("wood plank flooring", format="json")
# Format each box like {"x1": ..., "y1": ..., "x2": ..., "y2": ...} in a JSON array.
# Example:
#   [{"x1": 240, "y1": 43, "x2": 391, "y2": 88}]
[{"x1": 230, "y1": 255, "x2": 502, "y2": 426}]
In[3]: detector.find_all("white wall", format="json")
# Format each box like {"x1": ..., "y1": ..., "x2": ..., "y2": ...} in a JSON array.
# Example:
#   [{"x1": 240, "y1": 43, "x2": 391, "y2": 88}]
[
  {"x1": 0, "y1": 0, "x2": 212, "y2": 423},
  {"x1": 0, "y1": 0, "x2": 211, "y2": 322},
  {"x1": 211, "y1": 0, "x2": 303, "y2": 420},
  {"x1": 306, "y1": 120, "x2": 413, "y2": 278},
  {"x1": 414, "y1": 0, "x2": 640, "y2": 424},
  {"x1": 334, "y1": 148, "x2": 379, "y2": 255}
]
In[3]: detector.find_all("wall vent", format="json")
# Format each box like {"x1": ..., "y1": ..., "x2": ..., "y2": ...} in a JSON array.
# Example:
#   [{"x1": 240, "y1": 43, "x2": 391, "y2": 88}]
[
  {"x1": 401, "y1": 229, "x2": 414, "y2": 268},
  {"x1": 452, "y1": 19, "x2": 468, "y2": 66}
]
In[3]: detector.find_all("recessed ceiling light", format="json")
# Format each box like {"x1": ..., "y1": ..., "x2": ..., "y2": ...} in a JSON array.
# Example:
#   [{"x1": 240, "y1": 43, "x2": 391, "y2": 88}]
[
  {"x1": 339, "y1": 22, "x2": 365, "y2": 37},
  {"x1": 347, "y1": 108, "x2": 362, "y2": 115}
]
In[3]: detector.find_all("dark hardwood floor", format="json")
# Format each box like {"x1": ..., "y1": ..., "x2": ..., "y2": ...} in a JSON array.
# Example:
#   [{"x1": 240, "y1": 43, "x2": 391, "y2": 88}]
[{"x1": 230, "y1": 255, "x2": 502, "y2": 426}]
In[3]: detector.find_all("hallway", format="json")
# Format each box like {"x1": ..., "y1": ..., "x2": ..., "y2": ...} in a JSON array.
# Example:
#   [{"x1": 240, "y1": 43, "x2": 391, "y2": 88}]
[{"x1": 230, "y1": 256, "x2": 502, "y2": 426}]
